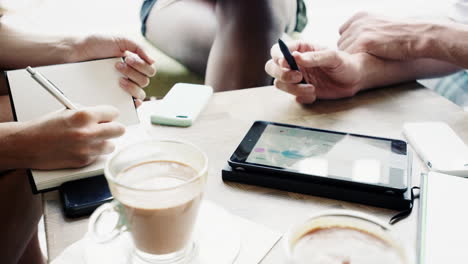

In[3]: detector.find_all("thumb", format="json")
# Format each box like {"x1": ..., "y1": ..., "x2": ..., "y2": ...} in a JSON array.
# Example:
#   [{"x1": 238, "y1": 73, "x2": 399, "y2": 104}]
[{"x1": 293, "y1": 50, "x2": 342, "y2": 69}]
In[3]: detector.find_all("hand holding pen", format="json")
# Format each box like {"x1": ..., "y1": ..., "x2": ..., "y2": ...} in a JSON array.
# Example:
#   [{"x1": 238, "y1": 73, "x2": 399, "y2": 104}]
[
  {"x1": 278, "y1": 39, "x2": 307, "y2": 84},
  {"x1": 265, "y1": 40, "x2": 364, "y2": 104},
  {"x1": 21, "y1": 66, "x2": 125, "y2": 169}
]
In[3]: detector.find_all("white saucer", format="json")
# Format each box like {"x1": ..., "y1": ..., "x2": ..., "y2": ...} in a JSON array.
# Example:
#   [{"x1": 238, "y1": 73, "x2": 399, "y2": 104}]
[{"x1": 84, "y1": 200, "x2": 241, "y2": 264}]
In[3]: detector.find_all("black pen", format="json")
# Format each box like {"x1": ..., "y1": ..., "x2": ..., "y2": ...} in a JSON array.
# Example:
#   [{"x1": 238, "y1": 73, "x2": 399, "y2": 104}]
[{"x1": 278, "y1": 39, "x2": 306, "y2": 84}]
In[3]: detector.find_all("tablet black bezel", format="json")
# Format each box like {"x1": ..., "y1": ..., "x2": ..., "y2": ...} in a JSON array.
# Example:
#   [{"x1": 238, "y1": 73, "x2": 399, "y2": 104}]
[{"x1": 228, "y1": 120, "x2": 410, "y2": 194}]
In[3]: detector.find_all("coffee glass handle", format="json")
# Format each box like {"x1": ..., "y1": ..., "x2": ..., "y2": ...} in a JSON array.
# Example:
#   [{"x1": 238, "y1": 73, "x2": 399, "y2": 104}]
[{"x1": 88, "y1": 201, "x2": 128, "y2": 243}]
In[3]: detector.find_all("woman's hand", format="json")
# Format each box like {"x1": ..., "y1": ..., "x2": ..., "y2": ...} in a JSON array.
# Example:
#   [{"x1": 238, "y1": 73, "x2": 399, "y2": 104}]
[
  {"x1": 265, "y1": 40, "x2": 364, "y2": 104},
  {"x1": 70, "y1": 35, "x2": 157, "y2": 107},
  {"x1": 14, "y1": 106, "x2": 125, "y2": 170}
]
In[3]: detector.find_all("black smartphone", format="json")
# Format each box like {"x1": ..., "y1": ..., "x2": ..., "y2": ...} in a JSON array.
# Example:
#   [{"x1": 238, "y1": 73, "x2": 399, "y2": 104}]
[
  {"x1": 59, "y1": 175, "x2": 113, "y2": 218},
  {"x1": 228, "y1": 121, "x2": 411, "y2": 194}
]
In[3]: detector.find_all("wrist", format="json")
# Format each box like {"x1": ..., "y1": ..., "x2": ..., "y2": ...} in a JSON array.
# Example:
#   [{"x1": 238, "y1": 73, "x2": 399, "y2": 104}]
[
  {"x1": 63, "y1": 36, "x2": 86, "y2": 63},
  {"x1": 354, "y1": 53, "x2": 378, "y2": 91},
  {"x1": 424, "y1": 21, "x2": 468, "y2": 65},
  {"x1": 411, "y1": 21, "x2": 445, "y2": 59},
  {"x1": 0, "y1": 122, "x2": 34, "y2": 169},
  {"x1": 356, "y1": 53, "x2": 385, "y2": 91},
  {"x1": 41, "y1": 35, "x2": 78, "y2": 65}
]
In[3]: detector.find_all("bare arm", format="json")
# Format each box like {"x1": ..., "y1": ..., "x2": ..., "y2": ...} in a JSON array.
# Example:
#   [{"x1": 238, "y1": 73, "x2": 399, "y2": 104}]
[
  {"x1": 421, "y1": 22, "x2": 468, "y2": 69},
  {"x1": 265, "y1": 40, "x2": 461, "y2": 104},
  {"x1": 0, "y1": 122, "x2": 30, "y2": 169},
  {"x1": 0, "y1": 22, "x2": 75, "y2": 69},
  {"x1": 360, "y1": 57, "x2": 461, "y2": 91},
  {"x1": 338, "y1": 12, "x2": 468, "y2": 70},
  {"x1": 0, "y1": 20, "x2": 156, "y2": 105}
]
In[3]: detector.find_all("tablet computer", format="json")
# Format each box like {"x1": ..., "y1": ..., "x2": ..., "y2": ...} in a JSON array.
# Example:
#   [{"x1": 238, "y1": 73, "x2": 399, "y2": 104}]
[{"x1": 228, "y1": 121, "x2": 411, "y2": 193}]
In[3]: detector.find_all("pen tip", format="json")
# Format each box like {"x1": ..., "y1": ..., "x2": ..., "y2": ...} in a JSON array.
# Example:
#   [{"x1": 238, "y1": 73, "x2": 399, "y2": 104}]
[{"x1": 26, "y1": 66, "x2": 34, "y2": 74}]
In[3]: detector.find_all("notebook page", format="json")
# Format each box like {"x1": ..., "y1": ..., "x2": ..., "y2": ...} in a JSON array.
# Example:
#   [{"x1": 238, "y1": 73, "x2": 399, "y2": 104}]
[
  {"x1": 7, "y1": 58, "x2": 138, "y2": 125},
  {"x1": 423, "y1": 172, "x2": 468, "y2": 263}
]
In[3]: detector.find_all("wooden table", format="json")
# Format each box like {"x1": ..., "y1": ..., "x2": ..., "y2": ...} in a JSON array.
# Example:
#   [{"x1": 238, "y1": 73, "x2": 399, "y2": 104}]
[{"x1": 44, "y1": 83, "x2": 468, "y2": 263}]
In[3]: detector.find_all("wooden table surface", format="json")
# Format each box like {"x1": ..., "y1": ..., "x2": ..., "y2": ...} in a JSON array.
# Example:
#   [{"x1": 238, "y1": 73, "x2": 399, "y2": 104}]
[{"x1": 44, "y1": 83, "x2": 468, "y2": 263}]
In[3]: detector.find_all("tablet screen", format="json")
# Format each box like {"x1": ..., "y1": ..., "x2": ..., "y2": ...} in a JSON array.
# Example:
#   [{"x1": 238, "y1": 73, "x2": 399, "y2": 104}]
[{"x1": 245, "y1": 124, "x2": 408, "y2": 189}]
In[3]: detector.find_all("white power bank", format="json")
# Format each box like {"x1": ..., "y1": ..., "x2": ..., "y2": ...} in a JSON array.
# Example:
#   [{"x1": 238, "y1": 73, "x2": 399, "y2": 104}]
[
  {"x1": 151, "y1": 83, "x2": 213, "y2": 127},
  {"x1": 403, "y1": 122, "x2": 468, "y2": 176}
]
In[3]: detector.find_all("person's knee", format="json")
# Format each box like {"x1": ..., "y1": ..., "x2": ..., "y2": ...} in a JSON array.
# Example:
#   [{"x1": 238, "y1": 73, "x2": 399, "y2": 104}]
[
  {"x1": 0, "y1": 170, "x2": 42, "y2": 264},
  {"x1": 215, "y1": 0, "x2": 292, "y2": 34},
  {"x1": 144, "y1": 0, "x2": 216, "y2": 75}
]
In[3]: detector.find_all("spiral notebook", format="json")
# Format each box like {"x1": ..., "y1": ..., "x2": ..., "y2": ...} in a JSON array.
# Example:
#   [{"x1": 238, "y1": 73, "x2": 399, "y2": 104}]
[
  {"x1": 5, "y1": 58, "x2": 145, "y2": 192},
  {"x1": 418, "y1": 171, "x2": 468, "y2": 263}
]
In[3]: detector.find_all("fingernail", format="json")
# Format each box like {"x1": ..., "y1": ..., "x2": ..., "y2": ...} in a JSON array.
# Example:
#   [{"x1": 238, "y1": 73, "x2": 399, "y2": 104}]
[
  {"x1": 292, "y1": 72, "x2": 302, "y2": 82},
  {"x1": 116, "y1": 62, "x2": 125, "y2": 70},
  {"x1": 125, "y1": 57, "x2": 135, "y2": 64},
  {"x1": 138, "y1": 89, "x2": 146, "y2": 100}
]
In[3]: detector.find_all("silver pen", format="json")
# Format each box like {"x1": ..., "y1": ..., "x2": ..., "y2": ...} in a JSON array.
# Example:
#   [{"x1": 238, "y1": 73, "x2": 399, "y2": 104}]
[{"x1": 26, "y1": 66, "x2": 78, "y2": 110}]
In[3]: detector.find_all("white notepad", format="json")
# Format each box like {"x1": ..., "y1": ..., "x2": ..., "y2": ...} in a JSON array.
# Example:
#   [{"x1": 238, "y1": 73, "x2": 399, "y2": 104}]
[
  {"x1": 6, "y1": 58, "x2": 144, "y2": 192},
  {"x1": 419, "y1": 171, "x2": 468, "y2": 263}
]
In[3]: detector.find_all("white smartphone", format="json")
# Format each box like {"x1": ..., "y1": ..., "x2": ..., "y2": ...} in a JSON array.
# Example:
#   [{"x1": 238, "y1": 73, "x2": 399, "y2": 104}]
[
  {"x1": 151, "y1": 83, "x2": 213, "y2": 127},
  {"x1": 403, "y1": 122, "x2": 468, "y2": 176}
]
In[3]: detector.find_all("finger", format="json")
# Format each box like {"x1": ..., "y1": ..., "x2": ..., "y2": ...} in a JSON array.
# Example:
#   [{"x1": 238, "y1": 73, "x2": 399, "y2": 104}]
[
  {"x1": 337, "y1": 35, "x2": 354, "y2": 52},
  {"x1": 119, "y1": 77, "x2": 146, "y2": 100},
  {"x1": 279, "y1": 58, "x2": 291, "y2": 69},
  {"x1": 296, "y1": 94, "x2": 317, "y2": 104},
  {"x1": 115, "y1": 37, "x2": 155, "y2": 64},
  {"x1": 339, "y1": 11, "x2": 368, "y2": 35},
  {"x1": 87, "y1": 140, "x2": 116, "y2": 156},
  {"x1": 93, "y1": 122, "x2": 126, "y2": 140},
  {"x1": 265, "y1": 60, "x2": 303, "y2": 83},
  {"x1": 337, "y1": 29, "x2": 350, "y2": 49},
  {"x1": 274, "y1": 79, "x2": 316, "y2": 98},
  {"x1": 89, "y1": 105, "x2": 121, "y2": 123},
  {"x1": 68, "y1": 105, "x2": 120, "y2": 126},
  {"x1": 134, "y1": 99, "x2": 143, "y2": 108},
  {"x1": 124, "y1": 52, "x2": 157, "y2": 77},
  {"x1": 338, "y1": 32, "x2": 367, "y2": 54},
  {"x1": 115, "y1": 61, "x2": 150, "y2": 88},
  {"x1": 270, "y1": 40, "x2": 318, "y2": 61},
  {"x1": 293, "y1": 50, "x2": 342, "y2": 69},
  {"x1": 338, "y1": 18, "x2": 367, "y2": 51},
  {"x1": 343, "y1": 41, "x2": 364, "y2": 54}
]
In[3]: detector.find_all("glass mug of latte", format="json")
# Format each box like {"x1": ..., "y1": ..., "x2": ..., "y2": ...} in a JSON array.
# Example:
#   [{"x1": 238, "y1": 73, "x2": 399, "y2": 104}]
[
  {"x1": 284, "y1": 210, "x2": 411, "y2": 264},
  {"x1": 89, "y1": 140, "x2": 208, "y2": 264}
]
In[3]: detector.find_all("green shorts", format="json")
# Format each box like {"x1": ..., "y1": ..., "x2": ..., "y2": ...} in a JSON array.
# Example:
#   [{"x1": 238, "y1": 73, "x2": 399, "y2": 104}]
[{"x1": 140, "y1": 0, "x2": 308, "y2": 36}]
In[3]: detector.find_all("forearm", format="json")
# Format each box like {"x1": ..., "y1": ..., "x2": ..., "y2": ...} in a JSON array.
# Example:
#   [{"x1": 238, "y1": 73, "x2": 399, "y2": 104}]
[
  {"x1": 0, "y1": 122, "x2": 33, "y2": 170},
  {"x1": 0, "y1": 22, "x2": 77, "y2": 69},
  {"x1": 359, "y1": 55, "x2": 461, "y2": 91},
  {"x1": 415, "y1": 21, "x2": 468, "y2": 68}
]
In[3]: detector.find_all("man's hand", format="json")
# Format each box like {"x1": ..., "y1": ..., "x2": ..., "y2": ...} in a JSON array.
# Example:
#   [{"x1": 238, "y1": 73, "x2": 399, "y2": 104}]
[
  {"x1": 17, "y1": 106, "x2": 125, "y2": 170},
  {"x1": 338, "y1": 12, "x2": 437, "y2": 60},
  {"x1": 265, "y1": 40, "x2": 364, "y2": 104},
  {"x1": 70, "y1": 35, "x2": 157, "y2": 107}
]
